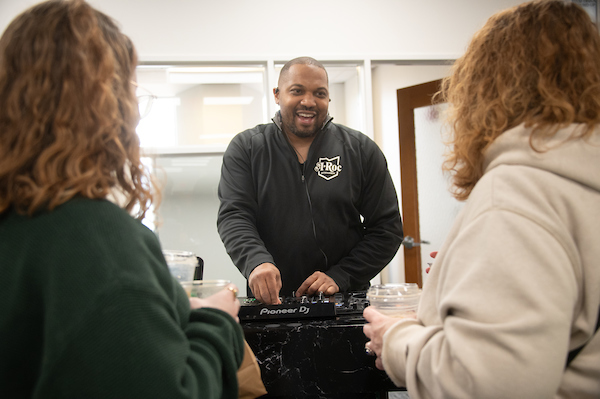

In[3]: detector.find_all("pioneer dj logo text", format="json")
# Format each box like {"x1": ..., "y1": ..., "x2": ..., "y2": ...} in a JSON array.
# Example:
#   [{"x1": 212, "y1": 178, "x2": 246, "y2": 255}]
[
  {"x1": 260, "y1": 306, "x2": 310, "y2": 315},
  {"x1": 314, "y1": 156, "x2": 342, "y2": 180}
]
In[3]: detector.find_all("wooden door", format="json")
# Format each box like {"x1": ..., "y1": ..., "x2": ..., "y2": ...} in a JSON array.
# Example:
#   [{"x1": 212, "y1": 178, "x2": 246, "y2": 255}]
[{"x1": 397, "y1": 80, "x2": 443, "y2": 288}]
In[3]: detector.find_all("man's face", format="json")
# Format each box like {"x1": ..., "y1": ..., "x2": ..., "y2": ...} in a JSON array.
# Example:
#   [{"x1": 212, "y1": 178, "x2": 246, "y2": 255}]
[{"x1": 274, "y1": 64, "x2": 329, "y2": 139}]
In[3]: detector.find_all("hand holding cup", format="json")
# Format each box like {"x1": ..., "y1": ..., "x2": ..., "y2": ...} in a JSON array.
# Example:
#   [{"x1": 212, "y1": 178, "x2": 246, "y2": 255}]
[{"x1": 189, "y1": 282, "x2": 240, "y2": 322}]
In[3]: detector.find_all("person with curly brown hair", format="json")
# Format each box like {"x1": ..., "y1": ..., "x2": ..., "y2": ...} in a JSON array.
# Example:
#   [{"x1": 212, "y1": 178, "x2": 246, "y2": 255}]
[
  {"x1": 364, "y1": 1, "x2": 600, "y2": 398},
  {"x1": 0, "y1": 1, "x2": 243, "y2": 398}
]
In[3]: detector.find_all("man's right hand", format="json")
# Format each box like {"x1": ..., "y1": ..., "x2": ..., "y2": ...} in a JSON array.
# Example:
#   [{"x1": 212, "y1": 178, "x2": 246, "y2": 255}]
[{"x1": 248, "y1": 263, "x2": 282, "y2": 304}]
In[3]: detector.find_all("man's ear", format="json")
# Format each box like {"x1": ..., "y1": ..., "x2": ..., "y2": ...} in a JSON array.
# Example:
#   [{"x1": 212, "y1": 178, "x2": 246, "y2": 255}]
[{"x1": 273, "y1": 87, "x2": 280, "y2": 104}]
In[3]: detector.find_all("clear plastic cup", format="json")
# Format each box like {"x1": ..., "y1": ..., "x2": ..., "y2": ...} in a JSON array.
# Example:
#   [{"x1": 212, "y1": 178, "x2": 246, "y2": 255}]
[
  {"x1": 181, "y1": 280, "x2": 232, "y2": 298},
  {"x1": 367, "y1": 283, "x2": 421, "y2": 318},
  {"x1": 163, "y1": 250, "x2": 198, "y2": 283}
]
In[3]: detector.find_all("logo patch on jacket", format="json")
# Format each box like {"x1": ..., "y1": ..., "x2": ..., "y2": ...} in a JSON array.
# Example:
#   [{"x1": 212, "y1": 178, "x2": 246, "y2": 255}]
[{"x1": 314, "y1": 156, "x2": 342, "y2": 180}]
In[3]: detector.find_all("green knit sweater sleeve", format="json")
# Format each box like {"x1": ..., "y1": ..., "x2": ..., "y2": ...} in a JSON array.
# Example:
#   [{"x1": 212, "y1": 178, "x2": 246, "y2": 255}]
[{"x1": 35, "y1": 285, "x2": 244, "y2": 399}]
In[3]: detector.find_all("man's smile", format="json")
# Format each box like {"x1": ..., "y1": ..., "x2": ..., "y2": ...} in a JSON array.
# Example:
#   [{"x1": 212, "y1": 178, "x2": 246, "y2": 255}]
[{"x1": 296, "y1": 110, "x2": 316, "y2": 125}]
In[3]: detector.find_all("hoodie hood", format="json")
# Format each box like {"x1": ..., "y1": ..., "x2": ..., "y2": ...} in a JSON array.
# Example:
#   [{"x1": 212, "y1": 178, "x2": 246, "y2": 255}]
[{"x1": 484, "y1": 123, "x2": 600, "y2": 193}]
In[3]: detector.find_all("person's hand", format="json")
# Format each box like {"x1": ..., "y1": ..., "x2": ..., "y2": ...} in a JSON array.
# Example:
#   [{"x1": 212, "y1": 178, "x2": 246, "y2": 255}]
[
  {"x1": 295, "y1": 271, "x2": 339, "y2": 297},
  {"x1": 363, "y1": 306, "x2": 404, "y2": 370},
  {"x1": 426, "y1": 251, "x2": 438, "y2": 274},
  {"x1": 189, "y1": 283, "x2": 241, "y2": 322},
  {"x1": 248, "y1": 263, "x2": 282, "y2": 304}
]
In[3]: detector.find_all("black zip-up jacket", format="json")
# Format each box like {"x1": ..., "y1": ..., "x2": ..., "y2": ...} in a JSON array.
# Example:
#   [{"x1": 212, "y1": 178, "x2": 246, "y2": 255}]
[{"x1": 217, "y1": 112, "x2": 403, "y2": 296}]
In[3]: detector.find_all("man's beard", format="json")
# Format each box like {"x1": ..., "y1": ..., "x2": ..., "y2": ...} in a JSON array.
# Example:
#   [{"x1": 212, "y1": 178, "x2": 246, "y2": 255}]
[{"x1": 282, "y1": 114, "x2": 322, "y2": 139}]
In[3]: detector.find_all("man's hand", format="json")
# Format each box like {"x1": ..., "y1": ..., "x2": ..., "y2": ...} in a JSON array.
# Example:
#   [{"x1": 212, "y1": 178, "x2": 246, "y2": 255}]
[
  {"x1": 248, "y1": 263, "x2": 282, "y2": 304},
  {"x1": 295, "y1": 271, "x2": 339, "y2": 297}
]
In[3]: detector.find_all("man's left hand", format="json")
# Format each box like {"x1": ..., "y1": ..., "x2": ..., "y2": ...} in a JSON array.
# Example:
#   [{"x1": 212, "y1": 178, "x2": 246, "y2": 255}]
[{"x1": 295, "y1": 271, "x2": 339, "y2": 297}]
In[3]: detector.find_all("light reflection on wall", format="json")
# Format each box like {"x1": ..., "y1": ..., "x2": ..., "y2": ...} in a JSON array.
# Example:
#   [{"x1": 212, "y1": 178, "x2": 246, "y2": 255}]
[{"x1": 137, "y1": 98, "x2": 180, "y2": 147}]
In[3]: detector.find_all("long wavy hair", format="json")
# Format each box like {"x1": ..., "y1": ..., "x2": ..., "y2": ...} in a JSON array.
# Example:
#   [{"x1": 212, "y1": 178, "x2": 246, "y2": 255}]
[
  {"x1": 0, "y1": 0, "x2": 158, "y2": 219},
  {"x1": 439, "y1": 0, "x2": 600, "y2": 200}
]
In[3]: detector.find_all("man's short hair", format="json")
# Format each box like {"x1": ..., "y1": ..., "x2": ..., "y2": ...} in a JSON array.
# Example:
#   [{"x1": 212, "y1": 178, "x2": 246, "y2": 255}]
[{"x1": 278, "y1": 56, "x2": 328, "y2": 85}]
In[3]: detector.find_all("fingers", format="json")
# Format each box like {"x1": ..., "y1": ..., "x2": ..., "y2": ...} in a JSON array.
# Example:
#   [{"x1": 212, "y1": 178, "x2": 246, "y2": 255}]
[
  {"x1": 364, "y1": 306, "x2": 413, "y2": 367},
  {"x1": 225, "y1": 284, "x2": 238, "y2": 300},
  {"x1": 215, "y1": 285, "x2": 240, "y2": 322},
  {"x1": 261, "y1": 283, "x2": 281, "y2": 305},
  {"x1": 295, "y1": 274, "x2": 317, "y2": 297},
  {"x1": 364, "y1": 305, "x2": 399, "y2": 327},
  {"x1": 363, "y1": 321, "x2": 373, "y2": 340},
  {"x1": 251, "y1": 283, "x2": 264, "y2": 303},
  {"x1": 296, "y1": 271, "x2": 339, "y2": 297},
  {"x1": 323, "y1": 284, "x2": 338, "y2": 295},
  {"x1": 362, "y1": 307, "x2": 386, "y2": 350},
  {"x1": 427, "y1": 251, "x2": 438, "y2": 273},
  {"x1": 364, "y1": 307, "x2": 417, "y2": 372},
  {"x1": 248, "y1": 263, "x2": 282, "y2": 305},
  {"x1": 253, "y1": 282, "x2": 280, "y2": 305},
  {"x1": 222, "y1": 284, "x2": 241, "y2": 321},
  {"x1": 188, "y1": 285, "x2": 241, "y2": 322},
  {"x1": 363, "y1": 305, "x2": 378, "y2": 323},
  {"x1": 364, "y1": 338, "x2": 384, "y2": 370}
]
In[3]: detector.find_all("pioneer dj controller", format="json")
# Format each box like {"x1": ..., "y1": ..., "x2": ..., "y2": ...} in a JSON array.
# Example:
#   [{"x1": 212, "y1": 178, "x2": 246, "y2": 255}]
[{"x1": 239, "y1": 291, "x2": 370, "y2": 321}]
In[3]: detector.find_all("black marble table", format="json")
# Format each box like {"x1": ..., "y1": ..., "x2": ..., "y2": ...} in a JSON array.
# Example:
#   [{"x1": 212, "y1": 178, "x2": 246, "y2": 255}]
[{"x1": 242, "y1": 313, "x2": 405, "y2": 399}]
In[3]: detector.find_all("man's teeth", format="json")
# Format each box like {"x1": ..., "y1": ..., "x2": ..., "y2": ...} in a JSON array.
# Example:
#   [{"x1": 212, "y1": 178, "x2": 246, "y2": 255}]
[{"x1": 298, "y1": 113, "x2": 314, "y2": 117}]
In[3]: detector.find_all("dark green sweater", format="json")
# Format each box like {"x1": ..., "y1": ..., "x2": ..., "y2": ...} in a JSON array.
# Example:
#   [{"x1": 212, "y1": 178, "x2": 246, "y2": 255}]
[{"x1": 0, "y1": 198, "x2": 244, "y2": 398}]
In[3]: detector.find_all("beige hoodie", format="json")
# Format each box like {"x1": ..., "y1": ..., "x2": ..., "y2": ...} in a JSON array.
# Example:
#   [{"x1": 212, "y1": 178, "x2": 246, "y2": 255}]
[{"x1": 382, "y1": 123, "x2": 600, "y2": 399}]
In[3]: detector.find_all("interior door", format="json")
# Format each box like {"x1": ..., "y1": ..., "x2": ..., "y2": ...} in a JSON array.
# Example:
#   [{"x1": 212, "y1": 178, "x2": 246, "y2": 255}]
[{"x1": 398, "y1": 80, "x2": 464, "y2": 288}]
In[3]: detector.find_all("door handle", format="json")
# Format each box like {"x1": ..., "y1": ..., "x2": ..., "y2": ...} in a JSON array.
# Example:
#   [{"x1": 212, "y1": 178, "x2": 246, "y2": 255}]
[{"x1": 402, "y1": 236, "x2": 430, "y2": 249}]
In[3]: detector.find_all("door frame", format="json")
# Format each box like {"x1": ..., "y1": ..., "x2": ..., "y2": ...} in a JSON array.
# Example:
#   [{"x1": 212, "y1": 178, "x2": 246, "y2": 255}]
[{"x1": 397, "y1": 80, "x2": 442, "y2": 288}]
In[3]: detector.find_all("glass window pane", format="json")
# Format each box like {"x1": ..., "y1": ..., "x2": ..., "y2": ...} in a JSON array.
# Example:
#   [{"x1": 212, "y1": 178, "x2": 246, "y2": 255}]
[{"x1": 135, "y1": 64, "x2": 267, "y2": 150}]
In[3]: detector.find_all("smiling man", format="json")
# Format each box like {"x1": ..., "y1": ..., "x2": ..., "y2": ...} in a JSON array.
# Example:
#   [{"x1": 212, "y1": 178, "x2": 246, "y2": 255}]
[{"x1": 217, "y1": 57, "x2": 403, "y2": 304}]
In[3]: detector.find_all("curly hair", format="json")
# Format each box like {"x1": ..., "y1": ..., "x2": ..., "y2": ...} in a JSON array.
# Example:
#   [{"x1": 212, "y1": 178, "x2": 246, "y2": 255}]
[
  {"x1": 0, "y1": 0, "x2": 158, "y2": 219},
  {"x1": 439, "y1": 0, "x2": 600, "y2": 200}
]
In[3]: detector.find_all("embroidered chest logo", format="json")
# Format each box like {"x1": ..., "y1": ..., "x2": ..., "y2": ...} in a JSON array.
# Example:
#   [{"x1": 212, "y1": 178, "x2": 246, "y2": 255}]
[{"x1": 314, "y1": 156, "x2": 342, "y2": 180}]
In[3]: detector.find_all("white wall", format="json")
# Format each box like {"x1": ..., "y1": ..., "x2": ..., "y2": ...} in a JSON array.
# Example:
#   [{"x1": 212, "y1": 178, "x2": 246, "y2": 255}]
[{"x1": 1, "y1": 0, "x2": 524, "y2": 62}]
